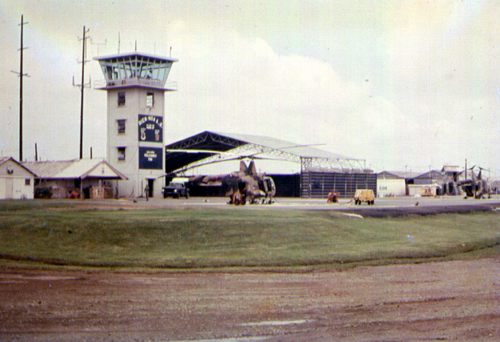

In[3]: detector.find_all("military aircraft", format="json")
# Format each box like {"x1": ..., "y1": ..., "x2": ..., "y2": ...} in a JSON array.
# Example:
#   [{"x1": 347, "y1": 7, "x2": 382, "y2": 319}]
[
  {"x1": 160, "y1": 154, "x2": 277, "y2": 205},
  {"x1": 458, "y1": 166, "x2": 491, "y2": 199},
  {"x1": 189, "y1": 160, "x2": 276, "y2": 205}
]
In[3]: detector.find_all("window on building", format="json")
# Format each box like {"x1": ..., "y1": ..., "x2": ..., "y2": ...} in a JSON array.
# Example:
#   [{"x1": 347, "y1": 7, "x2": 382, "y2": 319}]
[
  {"x1": 118, "y1": 91, "x2": 126, "y2": 106},
  {"x1": 117, "y1": 147, "x2": 126, "y2": 161},
  {"x1": 25, "y1": 178, "x2": 30, "y2": 186},
  {"x1": 117, "y1": 119, "x2": 126, "y2": 134},
  {"x1": 146, "y1": 92, "x2": 154, "y2": 108}
]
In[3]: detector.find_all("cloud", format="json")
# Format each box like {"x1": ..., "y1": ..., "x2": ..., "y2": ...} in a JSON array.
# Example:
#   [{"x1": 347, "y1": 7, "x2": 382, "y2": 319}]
[{"x1": 166, "y1": 28, "x2": 368, "y2": 151}]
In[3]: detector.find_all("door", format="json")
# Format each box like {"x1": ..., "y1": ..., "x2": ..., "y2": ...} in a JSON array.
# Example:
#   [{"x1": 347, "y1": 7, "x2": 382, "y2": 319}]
[
  {"x1": 148, "y1": 179, "x2": 154, "y2": 198},
  {"x1": 5, "y1": 178, "x2": 13, "y2": 199}
]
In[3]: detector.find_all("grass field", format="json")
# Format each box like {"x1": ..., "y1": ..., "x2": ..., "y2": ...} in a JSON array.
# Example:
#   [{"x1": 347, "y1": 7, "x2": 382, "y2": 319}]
[{"x1": 1, "y1": 201, "x2": 500, "y2": 269}]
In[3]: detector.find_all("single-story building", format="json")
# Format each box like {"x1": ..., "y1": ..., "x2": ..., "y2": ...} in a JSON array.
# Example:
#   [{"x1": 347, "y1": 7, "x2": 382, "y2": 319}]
[
  {"x1": 408, "y1": 170, "x2": 443, "y2": 196},
  {"x1": 0, "y1": 156, "x2": 37, "y2": 200},
  {"x1": 408, "y1": 184, "x2": 441, "y2": 197},
  {"x1": 23, "y1": 158, "x2": 128, "y2": 199},
  {"x1": 377, "y1": 171, "x2": 421, "y2": 197},
  {"x1": 377, "y1": 171, "x2": 407, "y2": 197}
]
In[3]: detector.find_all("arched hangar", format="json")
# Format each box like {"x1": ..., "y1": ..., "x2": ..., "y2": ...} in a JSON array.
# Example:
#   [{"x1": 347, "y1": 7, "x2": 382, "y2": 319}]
[{"x1": 165, "y1": 131, "x2": 376, "y2": 198}]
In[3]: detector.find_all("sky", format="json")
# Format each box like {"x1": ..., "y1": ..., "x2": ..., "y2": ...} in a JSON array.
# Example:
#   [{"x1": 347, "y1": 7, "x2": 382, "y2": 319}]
[{"x1": 1, "y1": 0, "x2": 500, "y2": 175}]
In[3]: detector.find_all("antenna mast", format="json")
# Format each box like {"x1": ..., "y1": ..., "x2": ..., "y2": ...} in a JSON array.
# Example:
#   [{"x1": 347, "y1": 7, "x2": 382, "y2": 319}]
[
  {"x1": 73, "y1": 26, "x2": 91, "y2": 159},
  {"x1": 11, "y1": 15, "x2": 29, "y2": 161},
  {"x1": 90, "y1": 38, "x2": 107, "y2": 57}
]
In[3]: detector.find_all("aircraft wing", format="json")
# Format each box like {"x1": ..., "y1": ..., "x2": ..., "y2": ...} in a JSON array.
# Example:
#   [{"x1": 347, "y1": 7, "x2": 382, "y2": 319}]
[{"x1": 189, "y1": 174, "x2": 228, "y2": 186}]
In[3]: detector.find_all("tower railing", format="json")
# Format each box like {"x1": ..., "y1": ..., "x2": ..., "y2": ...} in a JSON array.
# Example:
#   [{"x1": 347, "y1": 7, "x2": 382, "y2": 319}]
[{"x1": 94, "y1": 78, "x2": 177, "y2": 91}]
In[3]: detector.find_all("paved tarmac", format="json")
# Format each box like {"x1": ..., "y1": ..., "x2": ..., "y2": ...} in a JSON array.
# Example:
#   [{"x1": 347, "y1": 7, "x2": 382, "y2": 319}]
[{"x1": 85, "y1": 194, "x2": 500, "y2": 217}]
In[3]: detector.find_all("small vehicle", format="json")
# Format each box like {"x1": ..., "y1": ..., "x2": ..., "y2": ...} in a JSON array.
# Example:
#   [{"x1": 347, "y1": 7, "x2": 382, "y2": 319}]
[
  {"x1": 327, "y1": 191, "x2": 339, "y2": 203},
  {"x1": 34, "y1": 186, "x2": 52, "y2": 199},
  {"x1": 162, "y1": 182, "x2": 189, "y2": 199},
  {"x1": 353, "y1": 189, "x2": 375, "y2": 205},
  {"x1": 420, "y1": 187, "x2": 433, "y2": 197}
]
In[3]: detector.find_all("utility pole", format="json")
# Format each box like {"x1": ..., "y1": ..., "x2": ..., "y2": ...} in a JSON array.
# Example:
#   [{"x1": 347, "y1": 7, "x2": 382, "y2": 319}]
[
  {"x1": 11, "y1": 15, "x2": 29, "y2": 161},
  {"x1": 73, "y1": 26, "x2": 91, "y2": 159}
]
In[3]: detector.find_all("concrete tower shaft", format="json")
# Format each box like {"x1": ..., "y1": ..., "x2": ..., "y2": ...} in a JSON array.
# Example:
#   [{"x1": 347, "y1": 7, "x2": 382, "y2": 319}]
[{"x1": 94, "y1": 52, "x2": 177, "y2": 198}]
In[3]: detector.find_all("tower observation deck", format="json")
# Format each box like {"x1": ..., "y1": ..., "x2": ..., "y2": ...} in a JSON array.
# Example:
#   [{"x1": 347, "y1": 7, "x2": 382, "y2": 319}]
[{"x1": 94, "y1": 52, "x2": 178, "y2": 90}]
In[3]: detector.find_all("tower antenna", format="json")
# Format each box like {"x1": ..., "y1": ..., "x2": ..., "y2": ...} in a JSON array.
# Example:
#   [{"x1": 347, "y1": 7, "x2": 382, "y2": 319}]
[
  {"x1": 72, "y1": 26, "x2": 91, "y2": 159},
  {"x1": 91, "y1": 38, "x2": 107, "y2": 57},
  {"x1": 11, "y1": 15, "x2": 30, "y2": 161}
]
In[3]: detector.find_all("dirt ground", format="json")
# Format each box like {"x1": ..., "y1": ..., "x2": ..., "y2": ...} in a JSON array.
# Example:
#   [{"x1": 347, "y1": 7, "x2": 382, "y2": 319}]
[
  {"x1": 2, "y1": 198, "x2": 500, "y2": 341},
  {"x1": 1, "y1": 257, "x2": 500, "y2": 341}
]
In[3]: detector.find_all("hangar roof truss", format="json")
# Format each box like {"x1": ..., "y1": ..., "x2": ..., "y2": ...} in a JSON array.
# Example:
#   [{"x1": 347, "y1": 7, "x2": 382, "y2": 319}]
[{"x1": 165, "y1": 131, "x2": 368, "y2": 174}]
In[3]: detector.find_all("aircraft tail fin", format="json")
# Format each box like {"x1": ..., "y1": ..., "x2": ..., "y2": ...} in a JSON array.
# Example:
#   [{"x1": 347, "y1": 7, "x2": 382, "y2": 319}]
[
  {"x1": 248, "y1": 161, "x2": 257, "y2": 175},
  {"x1": 240, "y1": 161, "x2": 248, "y2": 173}
]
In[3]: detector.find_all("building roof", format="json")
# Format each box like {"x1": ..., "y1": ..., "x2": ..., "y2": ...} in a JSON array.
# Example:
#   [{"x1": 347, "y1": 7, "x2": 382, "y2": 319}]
[
  {"x1": 165, "y1": 131, "x2": 365, "y2": 173},
  {"x1": 388, "y1": 171, "x2": 421, "y2": 179},
  {"x1": 23, "y1": 159, "x2": 128, "y2": 180},
  {"x1": 377, "y1": 171, "x2": 421, "y2": 179},
  {"x1": 0, "y1": 156, "x2": 38, "y2": 176},
  {"x1": 441, "y1": 165, "x2": 462, "y2": 173},
  {"x1": 212, "y1": 132, "x2": 351, "y2": 160},
  {"x1": 93, "y1": 51, "x2": 178, "y2": 63},
  {"x1": 413, "y1": 170, "x2": 443, "y2": 179}
]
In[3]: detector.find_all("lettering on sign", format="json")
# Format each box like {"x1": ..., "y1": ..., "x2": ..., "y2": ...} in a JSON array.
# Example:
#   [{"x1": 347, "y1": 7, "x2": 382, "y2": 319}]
[
  {"x1": 144, "y1": 150, "x2": 157, "y2": 161},
  {"x1": 139, "y1": 147, "x2": 163, "y2": 170},
  {"x1": 138, "y1": 115, "x2": 163, "y2": 142}
]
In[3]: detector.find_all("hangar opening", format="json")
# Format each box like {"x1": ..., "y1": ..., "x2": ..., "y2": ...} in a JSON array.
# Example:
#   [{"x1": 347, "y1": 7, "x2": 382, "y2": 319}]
[{"x1": 165, "y1": 131, "x2": 375, "y2": 198}]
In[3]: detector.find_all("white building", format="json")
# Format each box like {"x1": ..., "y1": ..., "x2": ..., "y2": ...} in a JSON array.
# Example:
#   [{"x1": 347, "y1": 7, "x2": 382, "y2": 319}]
[
  {"x1": 23, "y1": 159, "x2": 127, "y2": 199},
  {"x1": 0, "y1": 157, "x2": 36, "y2": 200},
  {"x1": 377, "y1": 178, "x2": 406, "y2": 197},
  {"x1": 94, "y1": 52, "x2": 177, "y2": 198},
  {"x1": 376, "y1": 171, "x2": 417, "y2": 197}
]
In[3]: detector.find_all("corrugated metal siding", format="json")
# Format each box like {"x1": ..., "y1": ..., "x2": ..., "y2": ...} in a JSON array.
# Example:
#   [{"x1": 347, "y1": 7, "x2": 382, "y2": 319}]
[
  {"x1": 269, "y1": 174, "x2": 301, "y2": 197},
  {"x1": 184, "y1": 172, "x2": 376, "y2": 199},
  {"x1": 301, "y1": 171, "x2": 377, "y2": 198},
  {"x1": 187, "y1": 184, "x2": 224, "y2": 197}
]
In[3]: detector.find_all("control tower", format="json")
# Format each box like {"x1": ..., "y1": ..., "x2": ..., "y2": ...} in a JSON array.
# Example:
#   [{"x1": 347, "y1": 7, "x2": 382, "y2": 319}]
[{"x1": 94, "y1": 52, "x2": 177, "y2": 198}]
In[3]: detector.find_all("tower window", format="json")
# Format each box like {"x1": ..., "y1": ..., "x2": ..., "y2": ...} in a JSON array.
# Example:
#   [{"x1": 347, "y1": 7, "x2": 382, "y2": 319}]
[
  {"x1": 117, "y1": 119, "x2": 126, "y2": 134},
  {"x1": 117, "y1": 147, "x2": 126, "y2": 161},
  {"x1": 118, "y1": 92, "x2": 126, "y2": 106},
  {"x1": 146, "y1": 92, "x2": 154, "y2": 108}
]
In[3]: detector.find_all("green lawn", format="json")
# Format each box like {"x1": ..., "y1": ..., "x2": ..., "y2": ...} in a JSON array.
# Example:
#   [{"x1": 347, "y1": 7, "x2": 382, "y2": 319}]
[{"x1": 1, "y1": 201, "x2": 499, "y2": 269}]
